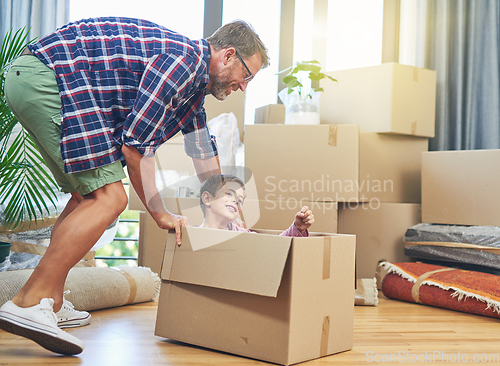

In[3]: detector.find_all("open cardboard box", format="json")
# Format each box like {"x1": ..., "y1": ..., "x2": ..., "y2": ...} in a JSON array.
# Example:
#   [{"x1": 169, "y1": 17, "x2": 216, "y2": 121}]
[{"x1": 155, "y1": 226, "x2": 355, "y2": 365}]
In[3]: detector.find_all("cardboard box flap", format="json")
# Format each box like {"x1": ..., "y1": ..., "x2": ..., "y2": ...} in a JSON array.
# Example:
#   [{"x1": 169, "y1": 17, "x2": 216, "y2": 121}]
[{"x1": 162, "y1": 226, "x2": 293, "y2": 297}]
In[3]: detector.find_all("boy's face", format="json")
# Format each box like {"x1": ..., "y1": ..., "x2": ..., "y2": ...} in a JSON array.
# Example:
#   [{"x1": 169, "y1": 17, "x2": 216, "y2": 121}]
[{"x1": 207, "y1": 182, "x2": 246, "y2": 222}]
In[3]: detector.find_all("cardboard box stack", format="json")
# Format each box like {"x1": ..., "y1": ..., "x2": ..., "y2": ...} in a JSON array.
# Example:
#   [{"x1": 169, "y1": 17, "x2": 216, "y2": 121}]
[
  {"x1": 410, "y1": 149, "x2": 500, "y2": 267},
  {"x1": 133, "y1": 62, "x2": 437, "y2": 364},
  {"x1": 245, "y1": 62, "x2": 436, "y2": 279}
]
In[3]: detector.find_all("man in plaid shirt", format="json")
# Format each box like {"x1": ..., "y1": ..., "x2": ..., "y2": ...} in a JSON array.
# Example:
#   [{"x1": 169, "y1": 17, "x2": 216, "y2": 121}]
[{"x1": 0, "y1": 17, "x2": 269, "y2": 354}]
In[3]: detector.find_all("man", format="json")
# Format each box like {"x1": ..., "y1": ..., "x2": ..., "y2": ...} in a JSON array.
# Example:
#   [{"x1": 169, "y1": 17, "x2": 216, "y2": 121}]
[{"x1": 0, "y1": 17, "x2": 269, "y2": 355}]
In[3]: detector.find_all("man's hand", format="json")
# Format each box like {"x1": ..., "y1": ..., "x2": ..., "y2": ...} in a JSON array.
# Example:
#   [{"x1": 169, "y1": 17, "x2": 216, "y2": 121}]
[
  {"x1": 154, "y1": 212, "x2": 189, "y2": 246},
  {"x1": 294, "y1": 206, "x2": 314, "y2": 233}
]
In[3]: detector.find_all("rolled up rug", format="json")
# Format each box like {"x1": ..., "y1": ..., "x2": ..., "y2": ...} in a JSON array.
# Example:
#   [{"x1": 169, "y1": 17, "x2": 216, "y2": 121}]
[
  {"x1": 0, "y1": 265, "x2": 160, "y2": 311},
  {"x1": 380, "y1": 261, "x2": 500, "y2": 319}
]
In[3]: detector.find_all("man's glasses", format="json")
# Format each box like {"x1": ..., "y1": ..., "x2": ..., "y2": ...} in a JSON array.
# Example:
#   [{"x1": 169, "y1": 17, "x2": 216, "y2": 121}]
[{"x1": 236, "y1": 51, "x2": 254, "y2": 83}]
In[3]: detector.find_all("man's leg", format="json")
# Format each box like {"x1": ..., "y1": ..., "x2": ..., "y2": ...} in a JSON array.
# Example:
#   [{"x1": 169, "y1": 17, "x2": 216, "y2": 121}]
[{"x1": 11, "y1": 181, "x2": 128, "y2": 311}]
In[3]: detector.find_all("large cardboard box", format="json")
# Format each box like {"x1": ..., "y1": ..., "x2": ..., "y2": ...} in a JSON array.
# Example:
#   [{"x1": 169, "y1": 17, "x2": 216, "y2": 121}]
[
  {"x1": 337, "y1": 202, "x2": 421, "y2": 280},
  {"x1": 422, "y1": 149, "x2": 500, "y2": 226},
  {"x1": 245, "y1": 125, "x2": 427, "y2": 203},
  {"x1": 254, "y1": 103, "x2": 286, "y2": 124},
  {"x1": 155, "y1": 226, "x2": 355, "y2": 365},
  {"x1": 320, "y1": 62, "x2": 436, "y2": 137}
]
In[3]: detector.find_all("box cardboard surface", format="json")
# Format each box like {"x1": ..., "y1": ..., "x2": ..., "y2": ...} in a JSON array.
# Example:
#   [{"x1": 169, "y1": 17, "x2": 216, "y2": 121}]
[
  {"x1": 245, "y1": 125, "x2": 427, "y2": 203},
  {"x1": 337, "y1": 202, "x2": 421, "y2": 281},
  {"x1": 254, "y1": 103, "x2": 286, "y2": 124},
  {"x1": 320, "y1": 62, "x2": 436, "y2": 137},
  {"x1": 249, "y1": 199, "x2": 338, "y2": 233},
  {"x1": 138, "y1": 197, "x2": 338, "y2": 273},
  {"x1": 155, "y1": 226, "x2": 355, "y2": 365},
  {"x1": 422, "y1": 149, "x2": 500, "y2": 226}
]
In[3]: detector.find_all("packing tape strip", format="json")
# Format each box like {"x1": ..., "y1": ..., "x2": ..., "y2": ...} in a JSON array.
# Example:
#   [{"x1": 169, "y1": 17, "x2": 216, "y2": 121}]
[
  {"x1": 10, "y1": 241, "x2": 95, "y2": 260},
  {"x1": 111, "y1": 267, "x2": 138, "y2": 305},
  {"x1": 404, "y1": 240, "x2": 500, "y2": 254},
  {"x1": 323, "y1": 237, "x2": 331, "y2": 280},
  {"x1": 320, "y1": 316, "x2": 330, "y2": 357},
  {"x1": 328, "y1": 125, "x2": 338, "y2": 146},
  {"x1": 0, "y1": 217, "x2": 58, "y2": 233},
  {"x1": 411, "y1": 121, "x2": 417, "y2": 135},
  {"x1": 411, "y1": 268, "x2": 456, "y2": 303}
]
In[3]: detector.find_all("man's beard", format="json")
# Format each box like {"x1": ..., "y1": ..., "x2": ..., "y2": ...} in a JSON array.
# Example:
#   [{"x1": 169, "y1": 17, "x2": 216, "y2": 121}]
[{"x1": 209, "y1": 68, "x2": 234, "y2": 101}]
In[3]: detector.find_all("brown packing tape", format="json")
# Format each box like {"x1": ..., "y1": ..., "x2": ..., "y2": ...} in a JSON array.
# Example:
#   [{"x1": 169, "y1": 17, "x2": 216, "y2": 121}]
[
  {"x1": 404, "y1": 241, "x2": 500, "y2": 254},
  {"x1": 411, "y1": 121, "x2": 417, "y2": 135},
  {"x1": 411, "y1": 268, "x2": 456, "y2": 303},
  {"x1": 0, "y1": 217, "x2": 58, "y2": 233},
  {"x1": 320, "y1": 316, "x2": 330, "y2": 357},
  {"x1": 111, "y1": 267, "x2": 138, "y2": 305},
  {"x1": 328, "y1": 125, "x2": 337, "y2": 146},
  {"x1": 323, "y1": 237, "x2": 331, "y2": 280},
  {"x1": 10, "y1": 241, "x2": 95, "y2": 261},
  {"x1": 175, "y1": 197, "x2": 182, "y2": 214}
]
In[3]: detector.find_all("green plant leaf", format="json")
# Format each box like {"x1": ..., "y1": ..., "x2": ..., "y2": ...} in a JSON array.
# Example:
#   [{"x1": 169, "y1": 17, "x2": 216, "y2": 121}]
[
  {"x1": 294, "y1": 63, "x2": 321, "y2": 74},
  {"x1": 313, "y1": 87, "x2": 324, "y2": 93},
  {"x1": 282, "y1": 74, "x2": 297, "y2": 84}
]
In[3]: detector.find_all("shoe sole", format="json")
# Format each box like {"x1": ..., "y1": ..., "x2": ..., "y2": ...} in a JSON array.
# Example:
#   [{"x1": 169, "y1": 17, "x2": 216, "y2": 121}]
[{"x1": 0, "y1": 318, "x2": 83, "y2": 355}]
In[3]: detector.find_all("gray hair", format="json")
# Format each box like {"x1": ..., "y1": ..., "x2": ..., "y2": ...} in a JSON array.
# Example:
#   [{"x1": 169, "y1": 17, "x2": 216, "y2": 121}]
[{"x1": 207, "y1": 20, "x2": 270, "y2": 69}]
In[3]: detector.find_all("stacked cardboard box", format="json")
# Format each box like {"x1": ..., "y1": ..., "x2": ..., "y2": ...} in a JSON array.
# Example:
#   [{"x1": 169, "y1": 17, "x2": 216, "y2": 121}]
[
  {"x1": 245, "y1": 63, "x2": 436, "y2": 279},
  {"x1": 422, "y1": 149, "x2": 500, "y2": 227},
  {"x1": 407, "y1": 150, "x2": 500, "y2": 270}
]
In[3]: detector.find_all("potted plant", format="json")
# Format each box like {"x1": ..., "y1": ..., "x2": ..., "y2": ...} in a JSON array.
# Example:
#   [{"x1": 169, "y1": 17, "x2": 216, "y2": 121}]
[
  {"x1": 0, "y1": 28, "x2": 59, "y2": 229},
  {"x1": 277, "y1": 60, "x2": 337, "y2": 125}
]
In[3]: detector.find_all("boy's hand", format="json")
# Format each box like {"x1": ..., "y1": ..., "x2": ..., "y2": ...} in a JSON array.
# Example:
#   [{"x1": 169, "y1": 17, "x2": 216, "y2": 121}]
[{"x1": 294, "y1": 206, "x2": 314, "y2": 233}]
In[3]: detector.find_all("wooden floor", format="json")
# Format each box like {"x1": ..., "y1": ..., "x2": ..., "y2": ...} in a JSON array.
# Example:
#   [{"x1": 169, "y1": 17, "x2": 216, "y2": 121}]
[{"x1": 1, "y1": 294, "x2": 499, "y2": 366}]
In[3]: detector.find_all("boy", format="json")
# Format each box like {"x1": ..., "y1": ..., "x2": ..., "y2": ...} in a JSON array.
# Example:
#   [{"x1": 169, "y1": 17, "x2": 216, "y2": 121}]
[{"x1": 199, "y1": 174, "x2": 314, "y2": 236}]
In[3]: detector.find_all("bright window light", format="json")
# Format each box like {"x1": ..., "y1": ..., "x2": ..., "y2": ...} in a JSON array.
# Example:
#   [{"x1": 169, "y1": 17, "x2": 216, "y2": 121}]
[
  {"x1": 69, "y1": 0, "x2": 204, "y2": 39},
  {"x1": 326, "y1": 0, "x2": 384, "y2": 71},
  {"x1": 223, "y1": 0, "x2": 281, "y2": 125}
]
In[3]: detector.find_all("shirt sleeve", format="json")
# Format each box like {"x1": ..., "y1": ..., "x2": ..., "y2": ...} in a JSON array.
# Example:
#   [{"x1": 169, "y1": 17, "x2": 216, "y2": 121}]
[
  {"x1": 279, "y1": 223, "x2": 309, "y2": 237},
  {"x1": 122, "y1": 53, "x2": 199, "y2": 156},
  {"x1": 181, "y1": 104, "x2": 218, "y2": 159}
]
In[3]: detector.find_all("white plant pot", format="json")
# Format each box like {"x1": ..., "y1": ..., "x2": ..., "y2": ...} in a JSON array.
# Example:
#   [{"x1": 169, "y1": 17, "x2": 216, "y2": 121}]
[{"x1": 278, "y1": 89, "x2": 321, "y2": 125}]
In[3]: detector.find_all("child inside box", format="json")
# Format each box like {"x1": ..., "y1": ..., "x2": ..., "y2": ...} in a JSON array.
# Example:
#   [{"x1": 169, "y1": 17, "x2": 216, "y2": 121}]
[{"x1": 199, "y1": 174, "x2": 314, "y2": 236}]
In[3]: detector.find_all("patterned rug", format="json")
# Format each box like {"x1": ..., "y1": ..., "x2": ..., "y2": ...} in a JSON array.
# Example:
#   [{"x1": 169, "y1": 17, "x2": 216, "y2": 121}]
[{"x1": 380, "y1": 261, "x2": 500, "y2": 319}]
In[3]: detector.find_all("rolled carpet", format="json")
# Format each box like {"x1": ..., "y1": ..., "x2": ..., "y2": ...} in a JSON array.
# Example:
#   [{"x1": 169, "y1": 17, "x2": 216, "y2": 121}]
[
  {"x1": 380, "y1": 261, "x2": 500, "y2": 319},
  {"x1": 0, "y1": 265, "x2": 160, "y2": 311}
]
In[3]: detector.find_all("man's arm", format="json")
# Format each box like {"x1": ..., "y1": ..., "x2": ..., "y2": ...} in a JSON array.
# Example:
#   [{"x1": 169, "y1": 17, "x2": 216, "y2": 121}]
[
  {"x1": 192, "y1": 155, "x2": 221, "y2": 182},
  {"x1": 122, "y1": 144, "x2": 187, "y2": 245}
]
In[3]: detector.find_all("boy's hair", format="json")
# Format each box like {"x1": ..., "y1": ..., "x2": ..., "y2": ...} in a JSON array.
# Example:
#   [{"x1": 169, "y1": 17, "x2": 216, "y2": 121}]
[
  {"x1": 207, "y1": 20, "x2": 270, "y2": 69},
  {"x1": 199, "y1": 174, "x2": 245, "y2": 216}
]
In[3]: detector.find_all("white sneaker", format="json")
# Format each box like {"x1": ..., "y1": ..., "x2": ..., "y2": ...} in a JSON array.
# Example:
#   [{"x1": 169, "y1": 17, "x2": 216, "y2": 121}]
[
  {"x1": 0, "y1": 298, "x2": 84, "y2": 355},
  {"x1": 56, "y1": 291, "x2": 91, "y2": 329}
]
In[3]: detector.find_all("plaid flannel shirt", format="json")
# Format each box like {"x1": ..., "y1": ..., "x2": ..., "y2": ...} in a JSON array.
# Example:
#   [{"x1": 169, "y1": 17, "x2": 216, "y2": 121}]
[{"x1": 29, "y1": 17, "x2": 217, "y2": 173}]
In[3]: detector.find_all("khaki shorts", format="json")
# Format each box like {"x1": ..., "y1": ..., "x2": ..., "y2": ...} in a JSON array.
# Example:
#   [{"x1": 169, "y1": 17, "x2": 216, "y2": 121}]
[{"x1": 4, "y1": 55, "x2": 126, "y2": 196}]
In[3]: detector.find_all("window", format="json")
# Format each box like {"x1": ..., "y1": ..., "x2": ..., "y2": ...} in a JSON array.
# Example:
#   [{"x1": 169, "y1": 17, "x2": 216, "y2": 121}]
[
  {"x1": 222, "y1": 0, "x2": 282, "y2": 124},
  {"x1": 70, "y1": 0, "x2": 204, "y2": 39}
]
